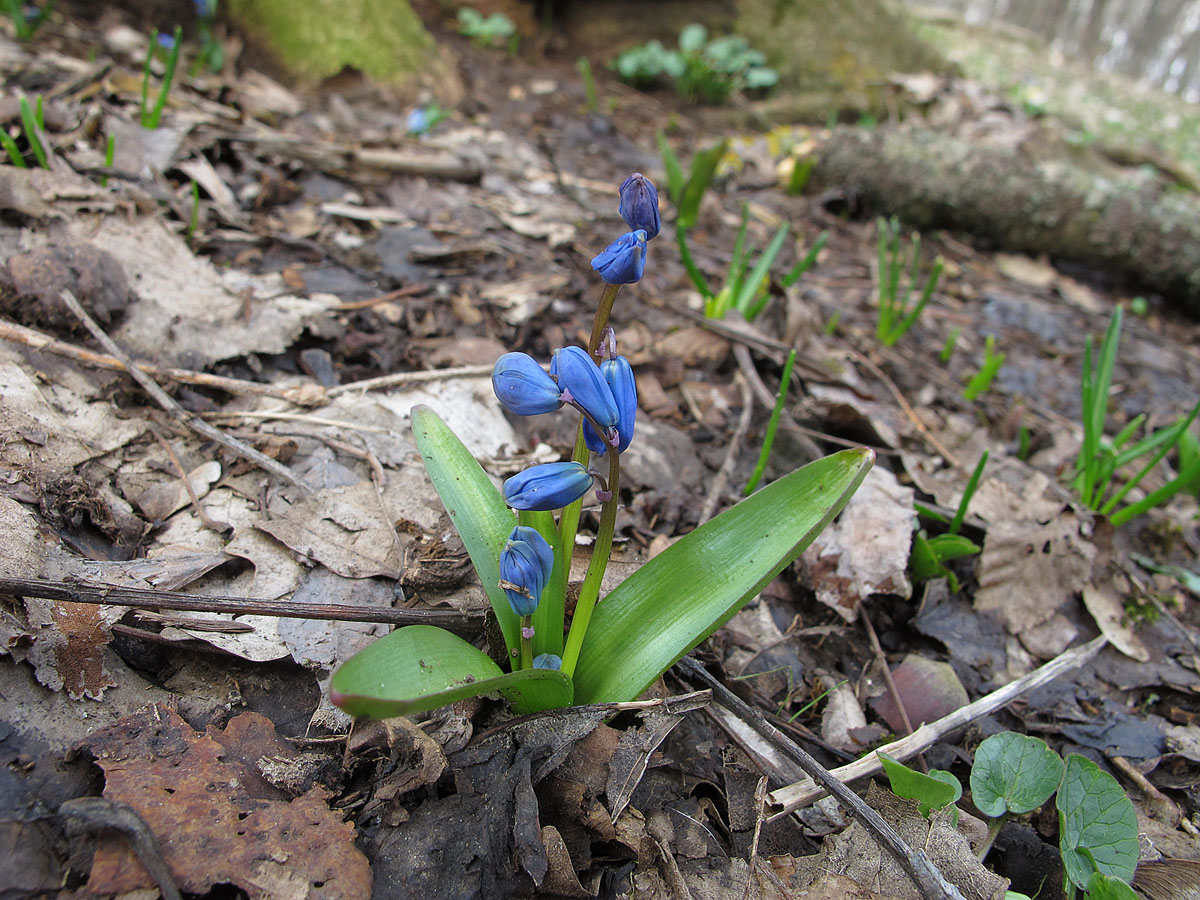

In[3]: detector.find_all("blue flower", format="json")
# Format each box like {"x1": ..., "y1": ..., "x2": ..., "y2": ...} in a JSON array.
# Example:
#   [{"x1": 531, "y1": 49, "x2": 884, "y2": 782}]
[
  {"x1": 406, "y1": 108, "x2": 430, "y2": 135},
  {"x1": 584, "y1": 356, "x2": 637, "y2": 454},
  {"x1": 499, "y1": 526, "x2": 554, "y2": 617},
  {"x1": 618, "y1": 173, "x2": 660, "y2": 240},
  {"x1": 503, "y1": 461, "x2": 594, "y2": 511},
  {"x1": 550, "y1": 346, "x2": 618, "y2": 429},
  {"x1": 493, "y1": 352, "x2": 563, "y2": 416},
  {"x1": 156, "y1": 31, "x2": 177, "y2": 50},
  {"x1": 591, "y1": 230, "x2": 647, "y2": 285},
  {"x1": 533, "y1": 653, "x2": 562, "y2": 670},
  {"x1": 193, "y1": 0, "x2": 216, "y2": 16}
]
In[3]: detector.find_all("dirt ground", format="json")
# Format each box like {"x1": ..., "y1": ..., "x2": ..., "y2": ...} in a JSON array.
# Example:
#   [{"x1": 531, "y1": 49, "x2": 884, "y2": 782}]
[{"x1": 1, "y1": 5, "x2": 1199, "y2": 900}]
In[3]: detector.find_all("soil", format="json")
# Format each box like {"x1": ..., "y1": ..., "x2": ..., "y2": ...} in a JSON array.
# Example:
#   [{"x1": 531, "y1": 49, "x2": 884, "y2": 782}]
[{"x1": 1, "y1": 5, "x2": 1199, "y2": 900}]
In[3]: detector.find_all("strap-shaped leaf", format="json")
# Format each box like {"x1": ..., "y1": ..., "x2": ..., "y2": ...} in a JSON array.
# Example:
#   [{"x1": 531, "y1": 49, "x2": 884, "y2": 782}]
[
  {"x1": 411, "y1": 405, "x2": 519, "y2": 655},
  {"x1": 573, "y1": 448, "x2": 873, "y2": 704},
  {"x1": 330, "y1": 625, "x2": 572, "y2": 718}
]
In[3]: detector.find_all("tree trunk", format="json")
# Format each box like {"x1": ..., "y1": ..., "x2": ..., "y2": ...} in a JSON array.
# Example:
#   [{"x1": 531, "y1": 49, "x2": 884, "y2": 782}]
[{"x1": 812, "y1": 125, "x2": 1200, "y2": 314}]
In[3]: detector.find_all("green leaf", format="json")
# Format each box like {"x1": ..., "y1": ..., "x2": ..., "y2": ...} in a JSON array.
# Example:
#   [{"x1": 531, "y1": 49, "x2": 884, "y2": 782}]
[
  {"x1": 909, "y1": 530, "x2": 944, "y2": 582},
  {"x1": 657, "y1": 131, "x2": 685, "y2": 205},
  {"x1": 879, "y1": 751, "x2": 961, "y2": 818},
  {"x1": 678, "y1": 23, "x2": 707, "y2": 54},
  {"x1": 411, "y1": 405, "x2": 519, "y2": 654},
  {"x1": 1057, "y1": 753, "x2": 1139, "y2": 889},
  {"x1": 573, "y1": 448, "x2": 873, "y2": 704},
  {"x1": 970, "y1": 732, "x2": 1064, "y2": 818},
  {"x1": 925, "y1": 533, "x2": 981, "y2": 564},
  {"x1": 677, "y1": 138, "x2": 728, "y2": 230},
  {"x1": 330, "y1": 625, "x2": 572, "y2": 718},
  {"x1": 1085, "y1": 872, "x2": 1139, "y2": 900}
]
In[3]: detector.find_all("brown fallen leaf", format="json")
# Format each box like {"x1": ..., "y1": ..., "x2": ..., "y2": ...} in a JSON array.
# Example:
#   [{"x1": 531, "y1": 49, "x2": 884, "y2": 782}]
[{"x1": 83, "y1": 706, "x2": 371, "y2": 900}]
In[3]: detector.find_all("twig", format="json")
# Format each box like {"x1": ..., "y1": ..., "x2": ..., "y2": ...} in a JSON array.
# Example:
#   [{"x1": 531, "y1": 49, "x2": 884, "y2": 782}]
[
  {"x1": 0, "y1": 318, "x2": 315, "y2": 403},
  {"x1": 325, "y1": 364, "x2": 494, "y2": 398},
  {"x1": 58, "y1": 290, "x2": 314, "y2": 494},
  {"x1": 149, "y1": 426, "x2": 230, "y2": 535},
  {"x1": 768, "y1": 635, "x2": 1109, "y2": 815},
  {"x1": 0, "y1": 577, "x2": 482, "y2": 637},
  {"x1": 203, "y1": 410, "x2": 388, "y2": 433},
  {"x1": 698, "y1": 373, "x2": 755, "y2": 526},
  {"x1": 676, "y1": 655, "x2": 967, "y2": 900},
  {"x1": 59, "y1": 797, "x2": 182, "y2": 900}
]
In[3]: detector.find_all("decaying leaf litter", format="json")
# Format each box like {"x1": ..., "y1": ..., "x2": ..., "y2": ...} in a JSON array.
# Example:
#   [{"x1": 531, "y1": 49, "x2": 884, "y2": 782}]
[{"x1": 1, "y1": 7, "x2": 1199, "y2": 900}]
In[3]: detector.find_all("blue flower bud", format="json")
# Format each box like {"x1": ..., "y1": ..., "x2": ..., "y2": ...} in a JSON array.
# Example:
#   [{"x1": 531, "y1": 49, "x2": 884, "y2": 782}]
[
  {"x1": 584, "y1": 356, "x2": 637, "y2": 454},
  {"x1": 618, "y1": 173, "x2": 660, "y2": 240},
  {"x1": 503, "y1": 461, "x2": 594, "y2": 511},
  {"x1": 550, "y1": 346, "x2": 618, "y2": 429},
  {"x1": 499, "y1": 525, "x2": 554, "y2": 617},
  {"x1": 591, "y1": 230, "x2": 647, "y2": 285},
  {"x1": 533, "y1": 653, "x2": 562, "y2": 670},
  {"x1": 492, "y1": 352, "x2": 563, "y2": 416}
]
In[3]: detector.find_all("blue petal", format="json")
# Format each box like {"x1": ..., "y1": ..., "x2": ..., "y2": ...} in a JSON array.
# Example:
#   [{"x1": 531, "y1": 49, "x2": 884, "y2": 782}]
[
  {"x1": 591, "y1": 230, "x2": 647, "y2": 285},
  {"x1": 493, "y1": 352, "x2": 563, "y2": 416},
  {"x1": 551, "y1": 346, "x2": 618, "y2": 428},
  {"x1": 533, "y1": 653, "x2": 563, "y2": 670},
  {"x1": 618, "y1": 174, "x2": 661, "y2": 240},
  {"x1": 584, "y1": 355, "x2": 637, "y2": 454},
  {"x1": 503, "y1": 461, "x2": 594, "y2": 511},
  {"x1": 500, "y1": 526, "x2": 554, "y2": 616}
]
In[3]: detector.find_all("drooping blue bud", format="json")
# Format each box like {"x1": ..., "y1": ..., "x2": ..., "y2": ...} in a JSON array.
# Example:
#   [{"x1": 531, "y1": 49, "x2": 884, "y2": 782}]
[
  {"x1": 533, "y1": 653, "x2": 562, "y2": 670},
  {"x1": 550, "y1": 347, "x2": 618, "y2": 429},
  {"x1": 499, "y1": 525, "x2": 554, "y2": 617},
  {"x1": 503, "y1": 461, "x2": 594, "y2": 511},
  {"x1": 492, "y1": 352, "x2": 563, "y2": 416},
  {"x1": 618, "y1": 173, "x2": 660, "y2": 240},
  {"x1": 591, "y1": 230, "x2": 647, "y2": 285},
  {"x1": 584, "y1": 356, "x2": 637, "y2": 454}
]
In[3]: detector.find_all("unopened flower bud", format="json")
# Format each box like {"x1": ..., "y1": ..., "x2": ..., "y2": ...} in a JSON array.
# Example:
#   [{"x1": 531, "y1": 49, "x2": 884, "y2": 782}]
[
  {"x1": 591, "y1": 230, "x2": 647, "y2": 284},
  {"x1": 492, "y1": 352, "x2": 563, "y2": 416},
  {"x1": 499, "y1": 525, "x2": 554, "y2": 617},
  {"x1": 551, "y1": 347, "x2": 618, "y2": 429},
  {"x1": 584, "y1": 355, "x2": 637, "y2": 454},
  {"x1": 618, "y1": 173, "x2": 660, "y2": 240},
  {"x1": 503, "y1": 461, "x2": 594, "y2": 511},
  {"x1": 533, "y1": 653, "x2": 562, "y2": 670}
]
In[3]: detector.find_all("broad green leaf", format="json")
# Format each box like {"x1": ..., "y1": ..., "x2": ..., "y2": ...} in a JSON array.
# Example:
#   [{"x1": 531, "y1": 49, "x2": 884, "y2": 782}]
[
  {"x1": 330, "y1": 625, "x2": 572, "y2": 718},
  {"x1": 411, "y1": 405, "x2": 519, "y2": 655},
  {"x1": 677, "y1": 138, "x2": 728, "y2": 230},
  {"x1": 909, "y1": 530, "x2": 944, "y2": 582},
  {"x1": 970, "y1": 732, "x2": 1064, "y2": 818},
  {"x1": 1085, "y1": 873, "x2": 1139, "y2": 900},
  {"x1": 1057, "y1": 754, "x2": 1139, "y2": 889},
  {"x1": 879, "y1": 751, "x2": 961, "y2": 818},
  {"x1": 573, "y1": 448, "x2": 873, "y2": 704}
]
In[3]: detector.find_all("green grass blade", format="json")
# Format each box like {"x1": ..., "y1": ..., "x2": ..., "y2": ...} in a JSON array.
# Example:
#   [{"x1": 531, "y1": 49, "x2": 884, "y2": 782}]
[
  {"x1": 734, "y1": 222, "x2": 788, "y2": 318},
  {"x1": 676, "y1": 221, "x2": 712, "y2": 298},
  {"x1": 0, "y1": 130, "x2": 27, "y2": 167},
  {"x1": 330, "y1": 625, "x2": 572, "y2": 718},
  {"x1": 677, "y1": 138, "x2": 727, "y2": 229},
  {"x1": 725, "y1": 203, "x2": 751, "y2": 293},
  {"x1": 781, "y1": 230, "x2": 827, "y2": 287},
  {"x1": 18, "y1": 97, "x2": 47, "y2": 169},
  {"x1": 411, "y1": 405, "x2": 519, "y2": 655},
  {"x1": 573, "y1": 448, "x2": 873, "y2": 704},
  {"x1": 1084, "y1": 309, "x2": 1123, "y2": 502},
  {"x1": 657, "y1": 131, "x2": 684, "y2": 206},
  {"x1": 744, "y1": 349, "x2": 795, "y2": 495},
  {"x1": 949, "y1": 449, "x2": 988, "y2": 536},
  {"x1": 1101, "y1": 398, "x2": 1200, "y2": 518}
]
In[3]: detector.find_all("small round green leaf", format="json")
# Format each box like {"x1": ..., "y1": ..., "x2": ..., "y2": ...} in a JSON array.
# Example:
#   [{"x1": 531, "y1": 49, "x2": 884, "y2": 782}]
[
  {"x1": 970, "y1": 732, "x2": 1064, "y2": 818},
  {"x1": 330, "y1": 625, "x2": 571, "y2": 718},
  {"x1": 878, "y1": 751, "x2": 961, "y2": 818},
  {"x1": 1057, "y1": 753, "x2": 1139, "y2": 890}
]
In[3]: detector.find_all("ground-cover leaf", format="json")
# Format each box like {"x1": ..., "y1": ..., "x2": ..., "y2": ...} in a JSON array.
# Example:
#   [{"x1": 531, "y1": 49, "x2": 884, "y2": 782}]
[
  {"x1": 1086, "y1": 873, "x2": 1140, "y2": 900},
  {"x1": 411, "y1": 405, "x2": 520, "y2": 654},
  {"x1": 971, "y1": 732, "x2": 1064, "y2": 818},
  {"x1": 572, "y1": 448, "x2": 873, "y2": 704},
  {"x1": 878, "y1": 751, "x2": 961, "y2": 818},
  {"x1": 1057, "y1": 753, "x2": 1139, "y2": 890},
  {"x1": 329, "y1": 625, "x2": 572, "y2": 717}
]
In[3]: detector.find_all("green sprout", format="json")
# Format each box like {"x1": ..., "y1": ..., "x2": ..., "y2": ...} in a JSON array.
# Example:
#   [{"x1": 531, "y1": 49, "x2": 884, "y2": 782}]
[
  {"x1": 2, "y1": 94, "x2": 49, "y2": 169},
  {"x1": 3, "y1": 0, "x2": 52, "y2": 41},
  {"x1": 187, "y1": 180, "x2": 201, "y2": 239},
  {"x1": 577, "y1": 56, "x2": 598, "y2": 114},
  {"x1": 613, "y1": 24, "x2": 777, "y2": 104},
  {"x1": 191, "y1": 0, "x2": 224, "y2": 73},
  {"x1": 939, "y1": 327, "x2": 961, "y2": 364},
  {"x1": 457, "y1": 7, "x2": 518, "y2": 53},
  {"x1": 1072, "y1": 306, "x2": 1200, "y2": 526},
  {"x1": 911, "y1": 450, "x2": 987, "y2": 592},
  {"x1": 963, "y1": 334, "x2": 1006, "y2": 400},
  {"x1": 140, "y1": 26, "x2": 183, "y2": 130},
  {"x1": 744, "y1": 349, "x2": 796, "y2": 495},
  {"x1": 875, "y1": 216, "x2": 944, "y2": 347},
  {"x1": 100, "y1": 133, "x2": 115, "y2": 187}
]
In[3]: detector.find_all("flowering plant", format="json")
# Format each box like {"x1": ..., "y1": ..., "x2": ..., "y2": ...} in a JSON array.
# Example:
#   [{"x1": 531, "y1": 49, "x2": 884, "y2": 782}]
[{"x1": 329, "y1": 174, "x2": 872, "y2": 717}]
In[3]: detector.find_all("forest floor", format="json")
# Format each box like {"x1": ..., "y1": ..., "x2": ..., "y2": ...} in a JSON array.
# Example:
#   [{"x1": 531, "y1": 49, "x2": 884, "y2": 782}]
[{"x1": 1, "y1": 5, "x2": 1199, "y2": 900}]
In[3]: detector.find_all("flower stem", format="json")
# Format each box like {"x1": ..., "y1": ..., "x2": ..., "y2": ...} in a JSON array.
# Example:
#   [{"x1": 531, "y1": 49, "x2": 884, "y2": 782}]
[
  {"x1": 560, "y1": 444, "x2": 619, "y2": 677},
  {"x1": 588, "y1": 283, "x2": 621, "y2": 359},
  {"x1": 520, "y1": 615, "x2": 533, "y2": 670}
]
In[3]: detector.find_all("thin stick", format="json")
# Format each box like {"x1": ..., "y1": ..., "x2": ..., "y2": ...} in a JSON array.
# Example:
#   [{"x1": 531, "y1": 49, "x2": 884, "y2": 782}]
[
  {"x1": 204, "y1": 410, "x2": 388, "y2": 433},
  {"x1": 58, "y1": 290, "x2": 314, "y2": 494},
  {"x1": 325, "y1": 364, "x2": 494, "y2": 397},
  {"x1": 149, "y1": 426, "x2": 229, "y2": 535},
  {"x1": 768, "y1": 636, "x2": 1109, "y2": 815},
  {"x1": 697, "y1": 373, "x2": 755, "y2": 526},
  {"x1": 677, "y1": 656, "x2": 967, "y2": 900},
  {"x1": 0, "y1": 578, "x2": 482, "y2": 636},
  {"x1": 0, "y1": 318, "x2": 312, "y2": 403}
]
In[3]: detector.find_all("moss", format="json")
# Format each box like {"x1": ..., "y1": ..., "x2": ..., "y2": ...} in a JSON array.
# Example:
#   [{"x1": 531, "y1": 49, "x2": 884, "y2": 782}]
[{"x1": 225, "y1": 0, "x2": 444, "y2": 87}]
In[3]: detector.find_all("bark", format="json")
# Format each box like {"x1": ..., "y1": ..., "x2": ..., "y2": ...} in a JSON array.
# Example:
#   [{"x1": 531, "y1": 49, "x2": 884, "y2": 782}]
[{"x1": 812, "y1": 125, "x2": 1200, "y2": 315}]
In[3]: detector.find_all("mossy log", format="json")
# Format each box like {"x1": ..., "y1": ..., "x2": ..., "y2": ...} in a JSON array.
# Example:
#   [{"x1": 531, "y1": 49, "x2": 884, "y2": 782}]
[{"x1": 812, "y1": 126, "x2": 1200, "y2": 314}]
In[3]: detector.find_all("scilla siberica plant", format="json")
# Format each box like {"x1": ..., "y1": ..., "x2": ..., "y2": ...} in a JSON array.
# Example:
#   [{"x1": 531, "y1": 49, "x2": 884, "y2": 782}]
[{"x1": 330, "y1": 174, "x2": 874, "y2": 718}]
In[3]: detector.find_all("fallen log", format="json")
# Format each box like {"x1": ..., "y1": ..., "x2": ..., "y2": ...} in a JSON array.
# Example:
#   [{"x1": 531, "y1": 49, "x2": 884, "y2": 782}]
[{"x1": 812, "y1": 125, "x2": 1200, "y2": 315}]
